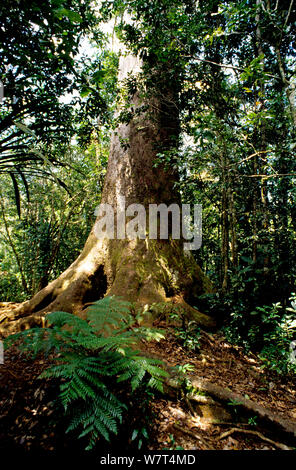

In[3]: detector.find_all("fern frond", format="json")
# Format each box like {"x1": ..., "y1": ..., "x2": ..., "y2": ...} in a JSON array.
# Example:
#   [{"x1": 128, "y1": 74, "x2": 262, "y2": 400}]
[
  {"x1": 5, "y1": 295, "x2": 168, "y2": 450},
  {"x1": 47, "y1": 311, "x2": 92, "y2": 335},
  {"x1": 86, "y1": 296, "x2": 133, "y2": 333}
]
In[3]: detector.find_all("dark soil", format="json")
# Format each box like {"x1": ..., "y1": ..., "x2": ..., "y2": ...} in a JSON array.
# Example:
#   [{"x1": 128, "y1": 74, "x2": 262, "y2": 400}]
[{"x1": 1, "y1": 323, "x2": 296, "y2": 459}]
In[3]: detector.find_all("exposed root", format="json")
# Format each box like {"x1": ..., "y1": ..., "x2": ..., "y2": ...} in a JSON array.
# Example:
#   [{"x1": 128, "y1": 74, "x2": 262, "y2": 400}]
[
  {"x1": 190, "y1": 377, "x2": 296, "y2": 437},
  {"x1": 218, "y1": 428, "x2": 292, "y2": 450},
  {"x1": 171, "y1": 296, "x2": 215, "y2": 329},
  {"x1": 0, "y1": 237, "x2": 215, "y2": 338},
  {"x1": 0, "y1": 313, "x2": 46, "y2": 337},
  {"x1": 166, "y1": 375, "x2": 296, "y2": 439},
  {"x1": 173, "y1": 423, "x2": 213, "y2": 450}
]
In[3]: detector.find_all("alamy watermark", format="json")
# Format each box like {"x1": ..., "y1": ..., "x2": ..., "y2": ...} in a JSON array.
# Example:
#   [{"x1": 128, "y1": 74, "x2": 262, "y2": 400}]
[{"x1": 94, "y1": 198, "x2": 202, "y2": 250}]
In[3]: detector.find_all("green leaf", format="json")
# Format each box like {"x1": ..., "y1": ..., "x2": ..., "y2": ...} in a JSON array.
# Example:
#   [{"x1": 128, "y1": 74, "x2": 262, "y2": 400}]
[
  {"x1": 14, "y1": 121, "x2": 35, "y2": 136},
  {"x1": 54, "y1": 8, "x2": 82, "y2": 23},
  {"x1": 131, "y1": 429, "x2": 139, "y2": 441},
  {"x1": 92, "y1": 70, "x2": 106, "y2": 83},
  {"x1": 80, "y1": 87, "x2": 92, "y2": 98}
]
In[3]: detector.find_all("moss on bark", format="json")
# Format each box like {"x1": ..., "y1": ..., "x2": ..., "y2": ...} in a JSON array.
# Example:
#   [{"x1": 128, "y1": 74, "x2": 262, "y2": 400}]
[{"x1": 0, "y1": 54, "x2": 216, "y2": 337}]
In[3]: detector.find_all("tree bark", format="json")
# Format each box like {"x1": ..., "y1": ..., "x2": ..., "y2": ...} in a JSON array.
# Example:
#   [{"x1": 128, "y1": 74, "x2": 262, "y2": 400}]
[{"x1": 0, "y1": 54, "x2": 215, "y2": 337}]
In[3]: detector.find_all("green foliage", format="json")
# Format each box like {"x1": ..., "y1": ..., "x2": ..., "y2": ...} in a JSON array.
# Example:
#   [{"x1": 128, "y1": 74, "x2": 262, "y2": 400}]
[
  {"x1": 227, "y1": 398, "x2": 243, "y2": 417},
  {"x1": 0, "y1": 142, "x2": 103, "y2": 300},
  {"x1": 248, "y1": 416, "x2": 258, "y2": 427},
  {"x1": 129, "y1": 385, "x2": 156, "y2": 450},
  {"x1": 131, "y1": 424, "x2": 149, "y2": 450},
  {"x1": 1, "y1": 0, "x2": 296, "y2": 396},
  {"x1": 0, "y1": 0, "x2": 119, "y2": 221},
  {"x1": 0, "y1": 271, "x2": 25, "y2": 302},
  {"x1": 5, "y1": 296, "x2": 168, "y2": 450},
  {"x1": 171, "y1": 363, "x2": 196, "y2": 396},
  {"x1": 0, "y1": 0, "x2": 99, "y2": 173},
  {"x1": 162, "y1": 433, "x2": 184, "y2": 451},
  {"x1": 172, "y1": 319, "x2": 201, "y2": 352},
  {"x1": 223, "y1": 294, "x2": 296, "y2": 375},
  {"x1": 110, "y1": 0, "x2": 296, "y2": 316},
  {"x1": 174, "y1": 363, "x2": 195, "y2": 375},
  {"x1": 227, "y1": 399, "x2": 243, "y2": 407},
  {"x1": 0, "y1": 2, "x2": 118, "y2": 301}
]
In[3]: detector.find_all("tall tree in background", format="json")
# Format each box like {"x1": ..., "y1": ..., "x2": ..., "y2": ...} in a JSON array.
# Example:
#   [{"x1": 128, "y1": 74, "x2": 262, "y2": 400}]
[
  {"x1": 1, "y1": 0, "x2": 296, "y2": 335},
  {"x1": 0, "y1": 2, "x2": 215, "y2": 335}
]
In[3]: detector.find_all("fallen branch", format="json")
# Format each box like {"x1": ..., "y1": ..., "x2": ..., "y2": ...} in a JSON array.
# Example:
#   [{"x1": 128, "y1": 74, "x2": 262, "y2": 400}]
[{"x1": 218, "y1": 427, "x2": 292, "y2": 450}]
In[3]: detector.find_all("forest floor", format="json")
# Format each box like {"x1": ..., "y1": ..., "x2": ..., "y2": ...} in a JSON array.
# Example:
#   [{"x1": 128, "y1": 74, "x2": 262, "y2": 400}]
[{"x1": 0, "y1": 309, "x2": 296, "y2": 457}]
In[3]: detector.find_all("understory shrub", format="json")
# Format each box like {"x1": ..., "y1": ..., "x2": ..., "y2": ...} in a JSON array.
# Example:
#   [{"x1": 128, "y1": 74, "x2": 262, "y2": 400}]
[
  {"x1": 4, "y1": 296, "x2": 168, "y2": 450},
  {"x1": 223, "y1": 293, "x2": 296, "y2": 375}
]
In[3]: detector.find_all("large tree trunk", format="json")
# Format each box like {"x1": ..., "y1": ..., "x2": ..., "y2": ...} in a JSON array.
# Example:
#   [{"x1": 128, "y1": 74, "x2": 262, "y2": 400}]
[{"x1": 0, "y1": 55, "x2": 215, "y2": 336}]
